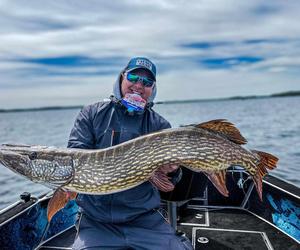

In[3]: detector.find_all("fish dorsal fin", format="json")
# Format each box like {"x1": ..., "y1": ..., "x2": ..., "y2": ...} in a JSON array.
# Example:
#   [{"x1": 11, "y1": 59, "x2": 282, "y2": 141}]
[
  {"x1": 196, "y1": 119, "x2": 247, "y2": 145},
  {"x1": 47, "y1": 189, "x2": 77, "y2": 222}
]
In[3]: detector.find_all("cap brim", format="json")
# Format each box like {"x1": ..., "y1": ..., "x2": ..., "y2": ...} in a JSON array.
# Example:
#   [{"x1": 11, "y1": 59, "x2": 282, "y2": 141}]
[{"x1": 126, "y1": 67, "x2": 156, "y2": 81}]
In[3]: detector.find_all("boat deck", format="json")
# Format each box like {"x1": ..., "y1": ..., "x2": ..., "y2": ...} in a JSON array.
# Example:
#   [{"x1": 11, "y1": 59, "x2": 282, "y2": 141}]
[
  {"x1": 178, "y1": 205, "x2": 297, "y2": 250},
  {"x1": 1, "y1": 172, "x2": 298, "y2": 250},
  {"x1": 38, "y1": 205, "x2": 298, "y2": 250}
]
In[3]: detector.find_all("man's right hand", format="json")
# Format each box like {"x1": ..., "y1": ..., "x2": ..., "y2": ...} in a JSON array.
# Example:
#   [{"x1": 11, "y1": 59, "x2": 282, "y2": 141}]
[{"x1": 149, "y1": 165, "x2": 181, "y2": 192}]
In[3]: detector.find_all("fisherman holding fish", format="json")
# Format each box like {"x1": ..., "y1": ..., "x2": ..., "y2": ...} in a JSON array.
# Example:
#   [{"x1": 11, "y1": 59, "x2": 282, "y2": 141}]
[
  {"x1": 0, "y1": 57, "x2": 278, "y2": 249},
  {"x1": 68, "y1": 57, "x2": 193, "y2": 250}
]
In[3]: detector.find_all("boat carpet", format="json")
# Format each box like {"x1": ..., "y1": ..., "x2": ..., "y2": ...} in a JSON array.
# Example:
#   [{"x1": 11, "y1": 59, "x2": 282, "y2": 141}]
[
  {"x1": 178, "y1": 206, "x2": 299, "y2": 250},
  {"x1": 38, "y1": 207, "x2": 299, "y2": 250}
]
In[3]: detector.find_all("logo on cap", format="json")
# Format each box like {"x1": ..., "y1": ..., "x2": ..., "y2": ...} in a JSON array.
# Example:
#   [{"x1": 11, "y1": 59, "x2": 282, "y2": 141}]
[{"x1": 136, "y1": 59, "x2": 153, "y2": 71}]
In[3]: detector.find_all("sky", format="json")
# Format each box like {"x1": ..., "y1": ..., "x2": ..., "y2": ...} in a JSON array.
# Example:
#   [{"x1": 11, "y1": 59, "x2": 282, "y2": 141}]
[{"x1": 0, "y1": 0, "x2": 299, "y2": 109}]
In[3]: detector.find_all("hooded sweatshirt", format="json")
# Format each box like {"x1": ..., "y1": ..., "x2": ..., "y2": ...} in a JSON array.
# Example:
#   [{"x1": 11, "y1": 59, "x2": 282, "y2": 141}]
[{"x1": 67, "y1": 73, "x2": 171, "y2": 223}]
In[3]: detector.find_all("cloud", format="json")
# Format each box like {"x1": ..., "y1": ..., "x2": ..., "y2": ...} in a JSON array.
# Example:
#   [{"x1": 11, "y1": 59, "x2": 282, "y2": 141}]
[{"x1": 0, "y1": 0, "x2": 299, "y2": 108}]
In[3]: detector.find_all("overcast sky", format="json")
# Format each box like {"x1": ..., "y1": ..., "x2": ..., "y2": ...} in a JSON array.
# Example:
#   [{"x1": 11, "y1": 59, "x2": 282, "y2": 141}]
[{"x1": 0, "y1": 0, "x2": 299, "y2": 109}]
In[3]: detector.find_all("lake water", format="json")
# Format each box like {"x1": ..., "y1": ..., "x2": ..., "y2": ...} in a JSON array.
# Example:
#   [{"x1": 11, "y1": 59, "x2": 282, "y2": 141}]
[{"x1": 0, "y1": 96, "x2": 299, "y2": 209}]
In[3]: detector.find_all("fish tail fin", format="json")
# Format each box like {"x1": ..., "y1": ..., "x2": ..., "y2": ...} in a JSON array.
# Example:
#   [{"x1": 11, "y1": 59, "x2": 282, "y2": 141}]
[
  {"x1": 252, "y1": 150, "x2": 278, "y2": 200},
  {"x1": 252, "y1": 150, "x2": 278, "y2": 170},
  {"x1": 47, "y1": 189, "x2": 77, "y2": 222}
]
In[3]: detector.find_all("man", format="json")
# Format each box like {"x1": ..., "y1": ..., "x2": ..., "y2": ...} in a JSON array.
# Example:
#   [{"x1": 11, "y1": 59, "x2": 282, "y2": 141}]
[{"x1": 68, "y1": 57, "x2": 193, "y2": 250}]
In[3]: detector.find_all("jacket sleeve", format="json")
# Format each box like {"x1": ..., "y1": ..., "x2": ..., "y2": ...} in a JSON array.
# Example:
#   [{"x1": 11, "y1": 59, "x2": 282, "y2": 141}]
[{"x1": 67, "y1": 106, "x2": 95, "y2": 149}]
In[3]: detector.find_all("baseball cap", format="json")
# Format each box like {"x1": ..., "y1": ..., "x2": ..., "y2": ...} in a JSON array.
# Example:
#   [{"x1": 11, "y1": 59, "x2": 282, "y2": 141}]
[{"x1": 125, "y1": 57, "x2": 156, "y2": 81}]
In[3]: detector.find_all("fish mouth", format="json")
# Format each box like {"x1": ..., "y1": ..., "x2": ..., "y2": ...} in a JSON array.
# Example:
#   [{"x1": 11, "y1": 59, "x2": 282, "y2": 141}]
[
  {"x1": 0, "y1": 149, "x2": 31, "y2": 177},
  {"x1": 0, "y1": 143, "x2": 35, "y2": 153},
  {"x1": 0, "y1": 144, "x2": 45, "y2": 161},
  {"x1": 1, "y1": 143, "x2": 31, "y2": 148}
]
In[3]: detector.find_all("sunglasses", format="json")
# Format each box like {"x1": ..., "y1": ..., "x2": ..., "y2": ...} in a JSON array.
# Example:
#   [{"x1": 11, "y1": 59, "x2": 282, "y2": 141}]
[{"x1": 125, "y1": 72, "x2": 155, "y2": 87}]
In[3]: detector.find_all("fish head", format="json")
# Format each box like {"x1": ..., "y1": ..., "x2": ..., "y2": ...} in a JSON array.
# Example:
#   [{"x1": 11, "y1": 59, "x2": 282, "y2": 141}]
[{"x1": 0, "y1": 144, "x2": 74, "y2": 188}]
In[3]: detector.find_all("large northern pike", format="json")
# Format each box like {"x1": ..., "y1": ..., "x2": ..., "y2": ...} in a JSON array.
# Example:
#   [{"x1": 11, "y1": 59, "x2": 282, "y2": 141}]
[{"x1": 0, "y1": 120, "x2": 278, "y2": 221}]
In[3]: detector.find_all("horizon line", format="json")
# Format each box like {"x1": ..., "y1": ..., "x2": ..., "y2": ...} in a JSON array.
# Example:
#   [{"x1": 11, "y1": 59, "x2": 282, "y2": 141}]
[{"x1": 0, "y1": 90, "x2": 299, "y2": 113}]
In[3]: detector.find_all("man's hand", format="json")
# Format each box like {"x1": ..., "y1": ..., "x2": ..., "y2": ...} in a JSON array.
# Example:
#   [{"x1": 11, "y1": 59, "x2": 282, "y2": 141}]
[{"x1": 149, "y1": 164, "x2": 181, "y2": 192}]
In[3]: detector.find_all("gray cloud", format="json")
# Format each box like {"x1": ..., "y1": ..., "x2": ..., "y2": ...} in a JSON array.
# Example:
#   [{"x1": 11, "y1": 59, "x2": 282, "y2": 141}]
[{"x1": 0, "y1": 0, "x2": 299, "y2": 108}]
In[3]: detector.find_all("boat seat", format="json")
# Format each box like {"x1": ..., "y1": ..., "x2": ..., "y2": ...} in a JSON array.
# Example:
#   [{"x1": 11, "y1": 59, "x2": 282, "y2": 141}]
[
  {"x1": 160, "y1": 168, "x2": 209, "y2": 231},
  {"x1": 166, "y1": 186, "x2": 208, "y2": 230}
]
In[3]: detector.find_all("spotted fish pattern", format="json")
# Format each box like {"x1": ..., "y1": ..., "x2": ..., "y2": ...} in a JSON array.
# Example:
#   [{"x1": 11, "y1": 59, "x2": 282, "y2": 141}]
[{"x1": 0, "y1": 119, "x2": 278, "y2": 221}]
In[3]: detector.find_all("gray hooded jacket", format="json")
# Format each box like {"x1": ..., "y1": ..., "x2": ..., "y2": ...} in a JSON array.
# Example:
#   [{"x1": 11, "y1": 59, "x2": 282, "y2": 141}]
[{"x1": 67, "y1": 73, "x2": 171, "y2": 223}]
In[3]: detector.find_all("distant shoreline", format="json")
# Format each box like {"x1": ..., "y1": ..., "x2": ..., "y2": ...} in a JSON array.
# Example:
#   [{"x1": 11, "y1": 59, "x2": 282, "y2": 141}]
[
  {"x1": 0, "y1": 90, "x2": 299, "y2": 113},
  {"x1": 156, "y1": 90, "x2": 300, "y2": 105}
]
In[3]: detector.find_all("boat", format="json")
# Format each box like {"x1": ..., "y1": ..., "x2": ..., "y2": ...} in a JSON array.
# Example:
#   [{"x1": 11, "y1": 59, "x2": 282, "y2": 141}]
[{"x1": 0, "y1": 167, "x2": 299, "y2": 250}]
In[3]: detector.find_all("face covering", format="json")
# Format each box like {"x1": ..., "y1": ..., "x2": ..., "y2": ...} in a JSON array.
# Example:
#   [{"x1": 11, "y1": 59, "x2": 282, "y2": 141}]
[{"x1": 121, "y1": 93, "x2": 146, "y2": 113}]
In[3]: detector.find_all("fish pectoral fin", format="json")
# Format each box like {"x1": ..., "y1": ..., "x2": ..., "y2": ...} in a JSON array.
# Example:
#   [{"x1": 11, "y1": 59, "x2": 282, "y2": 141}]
[
  {"x1": 195, "y1": 119, "x2": 247, "y2": 145},
  {"x1": 205, "y1": 170, "x2": 229, "y2": 197},
  {"x1": 47, "y1": 189, "x2": 77, "y2": 222}
]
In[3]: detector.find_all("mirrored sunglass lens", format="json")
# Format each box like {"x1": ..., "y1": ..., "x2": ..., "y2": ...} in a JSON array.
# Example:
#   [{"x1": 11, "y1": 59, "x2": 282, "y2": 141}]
[
  {"x1": 127, "y1": 73, "x2": 154, "y2": 87},
  {"x1": 143, "y1": 78, "x2": 154, "y2": 87},
  {"x1": 127, "y1": 73, "x2": 139, "y2": 82}
]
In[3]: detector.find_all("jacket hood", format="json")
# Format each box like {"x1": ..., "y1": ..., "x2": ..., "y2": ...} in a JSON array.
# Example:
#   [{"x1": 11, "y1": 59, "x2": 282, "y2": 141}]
[{"x1": 112, "y1": 71, "x2": 157, "y2": 104}]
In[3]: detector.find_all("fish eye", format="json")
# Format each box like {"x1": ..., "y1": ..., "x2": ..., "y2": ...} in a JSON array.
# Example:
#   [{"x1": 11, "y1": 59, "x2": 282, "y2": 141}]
[{"x1": 29, "y1": 152, "x2": 38, "y2": 160}]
